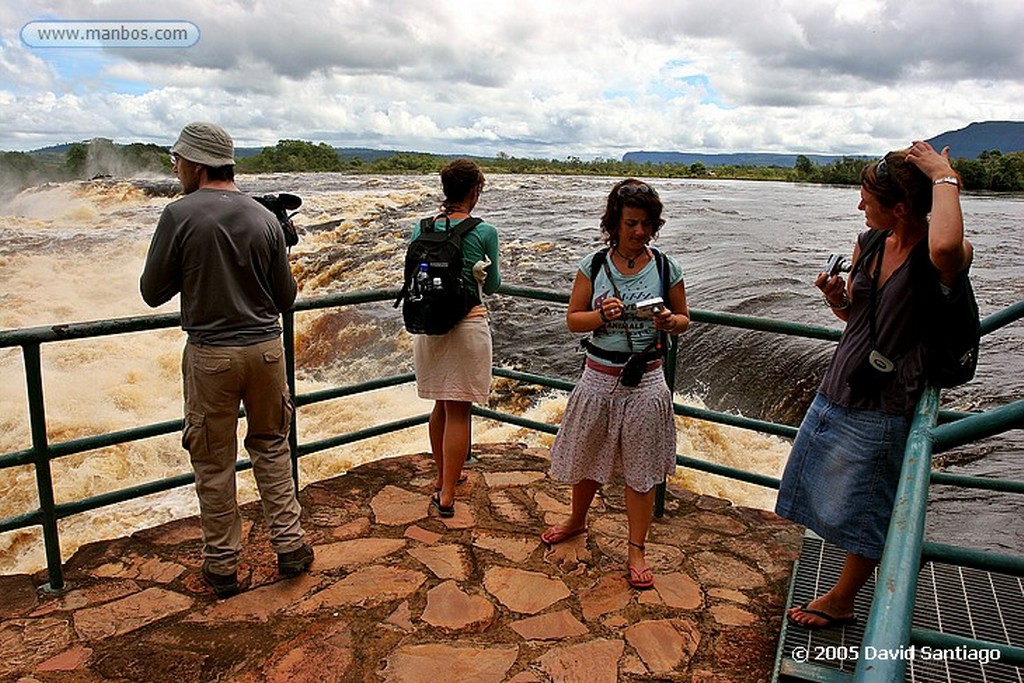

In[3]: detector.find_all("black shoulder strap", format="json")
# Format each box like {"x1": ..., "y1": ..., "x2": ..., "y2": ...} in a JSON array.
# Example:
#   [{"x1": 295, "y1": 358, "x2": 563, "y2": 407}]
[
  {"x1": 419, "y1": 215, "x2": 482, "y2": 237},
  {"x1": 850, "y1": 229, "x2": 890, "y2": 280},
  {"x1": 451, "y1": 216, "x2": 482, "y2": 240},
  {"x1": 588, "y1": 248, "x2": 609, "y2": 282},
  {"x1": 589, "y1": 246, "x2": 666, "y2": 284},
  {"x1": 651, "y1": 247, "x2": 668, "y2": 298}
]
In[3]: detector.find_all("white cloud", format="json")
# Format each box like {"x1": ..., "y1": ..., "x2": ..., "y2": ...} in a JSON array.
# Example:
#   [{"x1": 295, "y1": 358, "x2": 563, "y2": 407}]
[{"x1": 1, "y1": 0, "x2": 1022, "y2": 157}]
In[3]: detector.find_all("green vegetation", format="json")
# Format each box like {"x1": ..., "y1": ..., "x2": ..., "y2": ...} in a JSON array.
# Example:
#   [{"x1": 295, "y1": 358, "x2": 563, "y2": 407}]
[
  {"x1": 1, "y1": 138, "x2": 167, "y2": 200},
  {"x1": 3, "y1": 138, "x2": 1024, "y2": 201},
  {"x1": 235, "y1": 141, "x2": 1024, "y2": 191}
]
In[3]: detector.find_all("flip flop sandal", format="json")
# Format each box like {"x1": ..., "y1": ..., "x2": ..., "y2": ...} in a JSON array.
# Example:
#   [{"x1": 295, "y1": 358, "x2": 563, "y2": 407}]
[
  {"x1": 627, "y1": 564, "x2": 655, "y2": 590},
  {"x1": 786, "y1": 603, "x2": 857, "y2": 630},
  {"x1": 540, "y1": 526, "x2": 588, "y2": 545},
  {"x1": 429, "y1": 492, "x2": 455, "y2": 518}
]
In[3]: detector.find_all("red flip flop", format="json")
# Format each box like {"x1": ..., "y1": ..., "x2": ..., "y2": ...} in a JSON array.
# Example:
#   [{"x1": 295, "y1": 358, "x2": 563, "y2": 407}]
[{"x1": 627, "y1": 565, "x2": 655, "y2": 590}]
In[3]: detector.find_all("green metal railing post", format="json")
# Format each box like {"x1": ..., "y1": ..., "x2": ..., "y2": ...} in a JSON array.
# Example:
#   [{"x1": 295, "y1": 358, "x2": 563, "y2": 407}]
[
  {"x1": 23, "y1": 343, "x2": 64, "y2": 591},
  {"x1": 283, "y1": 310, "x2": 299, "y2": 489},
  {"x1": 853, "y1": 387, "x2": 940, "y2": 683},
  {"x1": 654, "y1": 334, "x2": 680, "y2": 518}
]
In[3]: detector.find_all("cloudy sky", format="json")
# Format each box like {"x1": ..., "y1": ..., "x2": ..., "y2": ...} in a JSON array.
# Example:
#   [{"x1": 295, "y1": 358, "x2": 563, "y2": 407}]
[{"x1": 2, "y1": 0, "x2": 1022, "y2": 159}]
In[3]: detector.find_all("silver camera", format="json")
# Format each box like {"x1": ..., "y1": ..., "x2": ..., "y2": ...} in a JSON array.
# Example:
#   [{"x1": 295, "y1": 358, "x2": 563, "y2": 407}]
[
  {"x1": 635, "y1": 297, "x2": 664, "y2": 319},
  {"x1": 823, "y1": 253, "x2": 851, "y2": 279}
]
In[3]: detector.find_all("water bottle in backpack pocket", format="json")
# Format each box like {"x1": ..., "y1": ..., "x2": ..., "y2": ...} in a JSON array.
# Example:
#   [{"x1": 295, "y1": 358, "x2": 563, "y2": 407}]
[{"x1": 395, "y1": 216, "x2": 483, "y2": 335}]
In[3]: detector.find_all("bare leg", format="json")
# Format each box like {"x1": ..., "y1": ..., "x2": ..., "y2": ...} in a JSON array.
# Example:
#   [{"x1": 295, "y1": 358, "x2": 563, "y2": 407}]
[
  {"x1": 788, "y1": 551, "x2": 876, "y2": 626},
  {"x1": 625, "y1": 485, "x2": 655, "y2": 582},
  {"x1": 437, "y1": 400, "x2": 471, "y2": 508},
  {"x1": 546, "y1": 479, "x2": 600, "y2": 537},
  {"x1": 428, "y1": 401, "x2": 446, "y2": 489}
]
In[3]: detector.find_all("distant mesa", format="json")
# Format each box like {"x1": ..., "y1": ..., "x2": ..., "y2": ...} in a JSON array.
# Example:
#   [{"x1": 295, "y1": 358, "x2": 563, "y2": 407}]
[{"x1": 622, "y1": 121, "x2": 1024, "y2": 167}]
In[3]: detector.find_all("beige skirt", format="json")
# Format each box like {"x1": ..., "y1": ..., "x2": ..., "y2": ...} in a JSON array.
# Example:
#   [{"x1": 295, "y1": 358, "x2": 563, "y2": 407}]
[{"x1": 412, "y1": 311, "x2": 492, "y2": 403}]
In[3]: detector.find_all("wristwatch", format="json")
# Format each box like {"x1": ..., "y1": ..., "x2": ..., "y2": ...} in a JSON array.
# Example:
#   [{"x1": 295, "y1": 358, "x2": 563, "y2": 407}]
[{"x1": 933, "y1": 176, "x2": 959, "y2": 187}]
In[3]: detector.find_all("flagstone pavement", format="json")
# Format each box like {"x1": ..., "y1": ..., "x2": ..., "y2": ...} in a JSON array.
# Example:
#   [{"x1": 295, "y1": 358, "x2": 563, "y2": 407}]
[{"x1": 0, "y1": 443, "x2": 802, "y2": 682}]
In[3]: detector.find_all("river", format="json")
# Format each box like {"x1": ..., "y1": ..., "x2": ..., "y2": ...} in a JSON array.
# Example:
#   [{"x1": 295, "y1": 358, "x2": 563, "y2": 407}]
[{"x1": 0, "y1": 172, "x2": 1020, "y2": 574}]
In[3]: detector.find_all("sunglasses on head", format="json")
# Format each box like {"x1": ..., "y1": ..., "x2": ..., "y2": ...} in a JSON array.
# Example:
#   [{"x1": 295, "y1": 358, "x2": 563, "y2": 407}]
[
  {"x1": 617, "y1": 182, "x2": 657, "y2": 198},
  {"x1": 875, "y1": 154, "x2": 890, "y2": 181}
]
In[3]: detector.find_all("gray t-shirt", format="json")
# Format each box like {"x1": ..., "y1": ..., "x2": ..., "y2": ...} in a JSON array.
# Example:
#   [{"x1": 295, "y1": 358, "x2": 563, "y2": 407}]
[
  {"x1": 141, "y1": 188, "x2": 297, "y2": 345},
  {"x1": 819, "y1": 232, "x2": 932, "y2": 415}
]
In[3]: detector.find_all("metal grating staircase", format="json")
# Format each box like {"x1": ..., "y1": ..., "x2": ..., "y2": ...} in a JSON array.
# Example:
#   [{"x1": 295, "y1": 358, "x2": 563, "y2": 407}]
[{"x1": 775, "y1": 533, "x2": 1024, "y2": 682}]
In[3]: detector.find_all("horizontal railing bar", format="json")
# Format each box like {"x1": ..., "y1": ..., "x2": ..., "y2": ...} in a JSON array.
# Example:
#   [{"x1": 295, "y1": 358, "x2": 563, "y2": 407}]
[
  {"x1": 921, "y1": 541, "x2": 1024, "y2": 576},
  {"x1": 294, "y1": 373, "x2": 415, "y2": 407},
  {"x1": 292, "y1": 288, "x2": 398, "y2": 312},
  {"x1": 54, "y1": 471, "x2": 206, "y2": 519},
  {"x1": 4, "y1": 288, "x2": 1017, "y2": 350},
  {"x1": 675, "y1": 454, "x2": 781, "y2": 490},
  {"x1": 690, "y1": 309, "x2": 842, "y2": 341},
  {"x1": 910, "y1": 627, "x2": 1024, "y2": 668},
  {"x1": 47, "y1": 419, "x2": 183, "y2": 460},
  {"x1": 0, "y1": 509, "x2": 42, "y2": 534},
  {"x1": 492, "y1": 367, "x2": 576, "y2": 392},
  {"x1": 496, "y1": 284, "x2": 570, "y2": 305},
  {"x1": 471, "y1": 406, "x2": 560, "y2": 435},
  {"x1": 980, "y1": 298, "x2": 1024, "y2": 336},
  {"x1": 930, "y1": 471, "x2": 1024, "y2": 495},
  {"x1": 0, "y1": 312, "x2": 181, "y2": 347},
  {"x1": 931, "y1": 399, "x2": 1024, "y2": 452},
  {"x1": 296, "y1": 415, "x2": 429, "y2": 457},
  {"x1": 938, "y1": 408, "x2": 974, "y2": 424},
  {"x1": 494, "y1": 367, "x2": 799, "y2": 439},
  {"x1": 497, "y1": 285, "x2": 844, "y2": 341},
  {"x1": 674, "y1": 403, "x2": 799, "y2": 439},
  {"x1": 0, "y1": 447, "x2": 35, "y2": 470}
]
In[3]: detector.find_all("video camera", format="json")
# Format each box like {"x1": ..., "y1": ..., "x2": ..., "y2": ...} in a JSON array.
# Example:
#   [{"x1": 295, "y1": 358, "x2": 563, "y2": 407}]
[{"x1": 253, "y1": 193, "x2": 302, "y2": 247}]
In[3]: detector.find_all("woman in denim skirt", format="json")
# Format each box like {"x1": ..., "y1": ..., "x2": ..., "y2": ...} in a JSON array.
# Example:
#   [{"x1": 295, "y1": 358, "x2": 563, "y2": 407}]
[{"x1": 776, "y1": 141, "x2": 972, "y2": 629}]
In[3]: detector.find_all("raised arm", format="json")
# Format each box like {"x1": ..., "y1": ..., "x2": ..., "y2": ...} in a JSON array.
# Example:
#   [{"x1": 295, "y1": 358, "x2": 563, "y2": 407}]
[{"x1": 905, "y1": 141, "x2": 973, "y2": 284}]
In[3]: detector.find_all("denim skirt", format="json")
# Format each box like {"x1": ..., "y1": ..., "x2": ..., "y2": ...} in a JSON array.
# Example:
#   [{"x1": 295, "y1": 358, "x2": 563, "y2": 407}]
[{"x1": 775, "y1": 393, "x2": 909, "y2": 559}]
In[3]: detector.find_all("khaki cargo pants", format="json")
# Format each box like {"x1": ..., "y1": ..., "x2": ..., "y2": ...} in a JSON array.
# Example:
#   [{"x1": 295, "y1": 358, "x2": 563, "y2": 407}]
[{"x1": 182, "y1": 338, "x2": 305, "y2": 573}]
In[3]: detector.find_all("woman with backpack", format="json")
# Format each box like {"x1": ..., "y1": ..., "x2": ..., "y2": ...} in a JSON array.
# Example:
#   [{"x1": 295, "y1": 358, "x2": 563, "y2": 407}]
[
  {"x1": 410, "y1": 159, "x2": 501, "y2": 519},
  {"x1": 777, "y1": 141, "x2": 973, "y2": 629},
  {"x1": 543, "y1": 179, "x2": 689, "y2": 590}
]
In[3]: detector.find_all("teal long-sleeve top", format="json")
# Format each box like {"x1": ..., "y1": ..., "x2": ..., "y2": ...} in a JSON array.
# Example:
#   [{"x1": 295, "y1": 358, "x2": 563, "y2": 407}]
[{"x1": 410, "y1": 216, "x2": 501, "y2": 297}]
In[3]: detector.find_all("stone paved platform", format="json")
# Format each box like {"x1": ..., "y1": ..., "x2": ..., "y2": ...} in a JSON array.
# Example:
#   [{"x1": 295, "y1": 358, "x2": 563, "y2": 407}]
[{"x1": 0, "y1": 443, "x2": 802, "y2": 682}]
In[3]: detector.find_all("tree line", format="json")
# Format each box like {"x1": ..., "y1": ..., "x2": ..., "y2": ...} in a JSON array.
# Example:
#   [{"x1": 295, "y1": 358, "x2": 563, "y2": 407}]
[{"x1": 3, "y1": 138, "x2": 1024, "y2": 201}]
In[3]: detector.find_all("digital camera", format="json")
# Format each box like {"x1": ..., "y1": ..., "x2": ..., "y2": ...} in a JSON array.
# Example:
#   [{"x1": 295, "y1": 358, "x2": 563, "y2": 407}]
[
  {"x1": 823, "y1": 253, "x2": 851, "y2": 279},
  {"x1": 635, "y1": 297, "x2": 664, "y2": 319}
]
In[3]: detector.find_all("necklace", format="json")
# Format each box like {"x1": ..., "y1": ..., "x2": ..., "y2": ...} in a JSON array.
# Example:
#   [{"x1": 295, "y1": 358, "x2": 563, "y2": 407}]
[{"x1": 615, "y1": 247, "x2": 644, "y2": 269}]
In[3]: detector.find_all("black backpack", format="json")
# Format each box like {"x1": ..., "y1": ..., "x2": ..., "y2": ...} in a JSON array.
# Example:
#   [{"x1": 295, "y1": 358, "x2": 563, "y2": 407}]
[
  {"x1": 913, "y1": 245, "x2": 980, "y2": 388},
  {"x1": 852, "y1": 230, "x2": 980, "y2": 389},
  {"x1": 394, "y1": 215, "x2": 483, "y2": 335}
]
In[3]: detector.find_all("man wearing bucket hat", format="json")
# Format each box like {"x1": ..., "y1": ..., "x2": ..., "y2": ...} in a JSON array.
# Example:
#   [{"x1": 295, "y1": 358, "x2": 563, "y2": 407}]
[{"x1": 141, "y1": 122, "x2": 313, "y2": 598}]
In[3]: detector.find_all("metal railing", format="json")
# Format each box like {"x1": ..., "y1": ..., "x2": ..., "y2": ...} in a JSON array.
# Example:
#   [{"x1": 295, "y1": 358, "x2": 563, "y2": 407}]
[{"x1": 1, "y1": 285, "x2": 1022, "y2": 683}]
